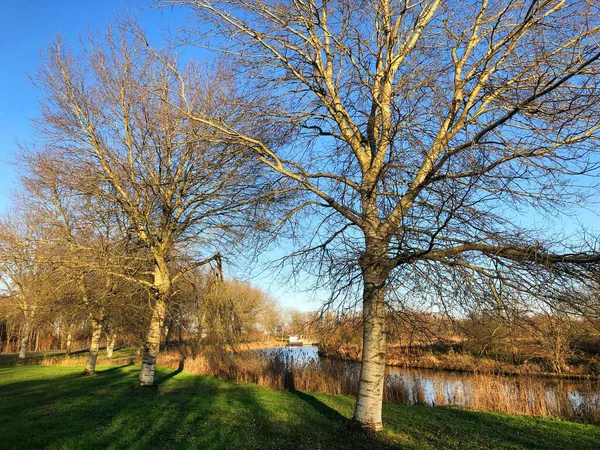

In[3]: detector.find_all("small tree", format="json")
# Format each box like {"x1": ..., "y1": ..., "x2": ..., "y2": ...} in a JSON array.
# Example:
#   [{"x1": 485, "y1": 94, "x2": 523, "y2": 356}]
[
  {"x1": 20, "y1": 149, "x2": 140, "y2": 374},
  {"x1": 0, "y1": 211, "x2": 56, "y2": 359},
  {"x1": 529, "y1": 311, "x2": 577, "y2": 374}
]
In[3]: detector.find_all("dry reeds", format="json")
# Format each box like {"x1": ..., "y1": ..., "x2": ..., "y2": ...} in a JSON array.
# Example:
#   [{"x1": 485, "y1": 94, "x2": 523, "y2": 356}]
[
  {"x1": 39, "y1": 354, "x2": 137, "y2": 367},
  {"x1": 156, "y1": 346, "x2": 600, "y2": 422}
]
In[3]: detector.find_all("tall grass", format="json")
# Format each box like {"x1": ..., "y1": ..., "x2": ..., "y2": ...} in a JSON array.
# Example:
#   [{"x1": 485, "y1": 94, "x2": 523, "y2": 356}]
[
  {"x1": 157, "y1": 346, "x2": 600, "y2": 422},
  {"x1": 38, "y1": 348, "x2": 138, "y2": 368}
]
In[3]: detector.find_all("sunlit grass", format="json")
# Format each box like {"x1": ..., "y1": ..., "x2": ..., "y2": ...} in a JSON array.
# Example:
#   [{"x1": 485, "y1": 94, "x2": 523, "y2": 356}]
[{"x1": 1, "y1": 365, "x2": 599, "y2": 449}]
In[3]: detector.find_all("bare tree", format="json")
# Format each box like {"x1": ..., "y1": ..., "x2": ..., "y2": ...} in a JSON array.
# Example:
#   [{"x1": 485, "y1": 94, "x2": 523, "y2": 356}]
[
  {"x1": 160, "y1": 0, "x2": 600, "y2": 429},
  {"x1": 19, "y1": 148, "x2": 136, "y2": 374},
  {"x1": 31, "y1": 26, "x2": 271, "y2": 385},
  {"x1": 0, "y1": 211, "x2": 55, "y2": 359}
]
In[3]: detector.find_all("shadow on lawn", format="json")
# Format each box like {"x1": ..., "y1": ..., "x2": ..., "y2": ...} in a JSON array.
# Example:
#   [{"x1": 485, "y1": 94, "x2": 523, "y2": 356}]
[
  {"x1": 157, "y1": 359, "x2": 185, "y2": 384},
  {"x1": 381, "y1": 402, "x2": 600, "y2": 450},
  {"x1": 97, "y1": 364, "x2": 133, "y2": 375},
  {"x1": 290, "y1": 389, "x2": 347, "y2": 424},
  {"x1": 1, "y1": 365, "x2": 399, "y2": 449},
  {"x1": 0, "y1": 348, "x2": 90, "y2": 366},
  {"x1": 1, "y1": 366, "x2": 598, "y2": 450}
]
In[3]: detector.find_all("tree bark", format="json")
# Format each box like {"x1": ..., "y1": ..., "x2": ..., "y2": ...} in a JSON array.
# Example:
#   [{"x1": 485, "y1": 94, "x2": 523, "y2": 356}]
[
  {"x1": 106, "y1": 332, "x2": 117, "y2": 358},
  {"x1": 84, "y1": 317, "x2": 102, "y2": 374},
  {"x1": 138, "y1": 294, "x2": 167, "y2": 386},
  {"x1": 352, "y1": 235, "x2": 391, "y2": 431},
  {"x1": 138, "y1": 260, "x2": 171, "y2": 386},
  {"x1": 34, "y1": 330, "x2": 40, "y2": 352},
  {"x1": 65, "y1": 329, "x2": 73, "y2": 356},
  {"x1": 18, "y1": 321, "x2": 32, "y2": 360},
  {"x1": 164, "y1": 317, "x2": 173, "y2": 347}
]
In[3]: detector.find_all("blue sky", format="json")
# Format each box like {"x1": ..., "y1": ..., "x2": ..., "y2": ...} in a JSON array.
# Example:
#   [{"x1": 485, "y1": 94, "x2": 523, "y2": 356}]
[{"x1": 0, "y1": 0, "x2": 171, "y2": 211}]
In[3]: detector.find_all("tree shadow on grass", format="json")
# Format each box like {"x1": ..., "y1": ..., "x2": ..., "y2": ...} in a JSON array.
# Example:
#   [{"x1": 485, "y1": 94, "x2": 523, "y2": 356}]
[
  {"x1": 0, "y1": 348, "x2": 90, "y2": 366},
  {"x1": 97, "y1": 364, "x2": 133, "y2": 375},
  {"x1": 382, "y1": 402, "x2": 600, "y2": 450},
  {"x1": 282, "y1": 371, "x2": 395, "y2": 449},
  {"x1": 156, "y1": 359, "x2": 185, "y2": 385},
  {"x1": 447, "y1": 406, "x2": 600, "y2": 449},
  {"x1": 64, "y1": 366, "x2": 399, "y2": 449},
  {"x1": 288, "y1": 389, "x2": 398, "y2": 449},
  {"x1": 290, "y1": 389, "x2": 347, "y2": 424}
]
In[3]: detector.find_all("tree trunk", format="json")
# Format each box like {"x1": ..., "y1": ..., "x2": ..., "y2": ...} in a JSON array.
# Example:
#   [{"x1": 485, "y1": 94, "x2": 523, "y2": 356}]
[
  {"x1": 106, "y1": 332, "x2": 117, "y2": 358},
  {"x1": 138, "y1": 294, "x2": 167, "y2": 386},
  {"x1": 18, "y1": 321, "x2": 32, "y2": 360},
  {"x1": 164, "y1": 317, "x2": 173, "y2": 347},
  {"x1": 84, "y1": 317, "x2": 102, "y2": 374},
  {"x1": 352, "y1": 235, "x2": 391, "y2": 431},
  {"x1": 65, "y1": 329, "x2": 73, "y2": 356},
  {"x1": 138, "y1": 259, "x2": 171, "y2": 386}
]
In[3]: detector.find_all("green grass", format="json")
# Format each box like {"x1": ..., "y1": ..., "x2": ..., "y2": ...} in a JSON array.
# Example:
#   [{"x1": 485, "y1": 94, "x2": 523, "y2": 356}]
[
  {"x1": 0, "y1": 365, "x2": 598, "y2": 449},
  {"x1": 0, "y1": 349, "x2": 86, "y2": 366}
]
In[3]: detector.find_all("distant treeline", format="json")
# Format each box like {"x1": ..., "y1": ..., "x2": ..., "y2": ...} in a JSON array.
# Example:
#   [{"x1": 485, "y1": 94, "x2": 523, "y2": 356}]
[{"x1": 317, "y1": 310, "x2": 600, "y2": 377}]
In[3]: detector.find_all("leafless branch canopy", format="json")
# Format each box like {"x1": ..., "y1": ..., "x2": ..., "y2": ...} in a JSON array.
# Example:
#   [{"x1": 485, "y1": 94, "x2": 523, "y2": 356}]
[{"x1": 162, "y1": 0, "x2": 600, "y2": 309}]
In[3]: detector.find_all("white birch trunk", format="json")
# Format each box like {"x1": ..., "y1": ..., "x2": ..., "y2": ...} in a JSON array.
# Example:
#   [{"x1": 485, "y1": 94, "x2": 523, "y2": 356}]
[
  {"x1": 65, "y1": 330, "x2": 73, "y2": 356},
  {"x1": 138, "y1": 295, "x2": 167, "y2": 385},
  {"x1": 18, "y1": 322, "x2": 31, "y2": 360},
  {"x1": 106, "y1": 332, "x2": 117, "y2": 358},
  {"x1": 84, "y1": 318, "x2": 102, "y2": 374},
  {"x1": 138, "y1": 261, "x2": 170, "y2": 386},
  {"x1": 352, "y1": 237, "x2": 390, "y2": 431}
]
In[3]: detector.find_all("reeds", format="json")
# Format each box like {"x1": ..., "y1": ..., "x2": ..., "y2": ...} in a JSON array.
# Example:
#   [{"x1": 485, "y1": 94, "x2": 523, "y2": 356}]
[
  {"x1": 383, "y1": 371, "x2": 600, "y2": 422},
  {"x1": 157, "y1": 346, "x2": 600, "y2": 422},
  {"x1": 39, "y1": 354, "x2": 136, "y2": 367}
]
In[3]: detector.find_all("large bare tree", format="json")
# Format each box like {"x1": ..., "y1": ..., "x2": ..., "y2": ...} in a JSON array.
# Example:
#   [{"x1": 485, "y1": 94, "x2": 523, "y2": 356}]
[
  {"x1": 32, "y1": 26, "x2": 271, "y2": 385},
  {"x1": 161, "y1": 0, "x2": 600, "y2": 429}
]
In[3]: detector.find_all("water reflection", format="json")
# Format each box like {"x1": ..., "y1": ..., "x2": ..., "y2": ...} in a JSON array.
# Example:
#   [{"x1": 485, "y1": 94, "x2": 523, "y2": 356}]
[
  {"x1": 384, "y1": 365, "x2": 600, "y2": 409},
  {"x1": 259, "y1": 346, "x2": 319, "y2": 361},
  {"x1": 261, "y1": 346, "x2": 600, "y2": 420}
]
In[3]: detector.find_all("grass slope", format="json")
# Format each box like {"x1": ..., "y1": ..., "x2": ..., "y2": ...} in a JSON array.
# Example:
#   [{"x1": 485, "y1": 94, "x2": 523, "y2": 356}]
[{"x1": 0, "y1": 365, "x2": 598, "y2": 449}]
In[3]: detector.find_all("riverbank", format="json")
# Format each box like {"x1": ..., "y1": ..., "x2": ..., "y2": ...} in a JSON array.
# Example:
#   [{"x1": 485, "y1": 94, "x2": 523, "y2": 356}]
[
  {"x1": 1, "y1": 364, "x2": 598, "y2": 449},
  {"x1": 318, "y1": 344, "x2": 600, "y2": 380}
]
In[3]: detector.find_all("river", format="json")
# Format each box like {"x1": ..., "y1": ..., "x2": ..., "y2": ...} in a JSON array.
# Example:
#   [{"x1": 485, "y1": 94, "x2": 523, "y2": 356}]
[{"x1": 259, "y1": 346, "x2": 600, "y2": 420}]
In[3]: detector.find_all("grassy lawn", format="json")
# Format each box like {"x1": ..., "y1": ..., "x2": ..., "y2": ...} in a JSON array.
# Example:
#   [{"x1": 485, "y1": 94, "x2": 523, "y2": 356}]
[{"x1": 0, "y1": 365, "x2": 598, "y2": 449}]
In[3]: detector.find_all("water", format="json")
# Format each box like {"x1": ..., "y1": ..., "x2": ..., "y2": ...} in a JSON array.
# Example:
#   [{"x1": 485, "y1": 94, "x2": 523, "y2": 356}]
[
  {"x1": 259, "y1": 346, "x2": 319, "y2": 361},
  {"x1": 260, "y1": 346, "x2": 600, "y2": 417},
  {"x1": 384, "y1": 366, "x2": 600, "y2": 410}
]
